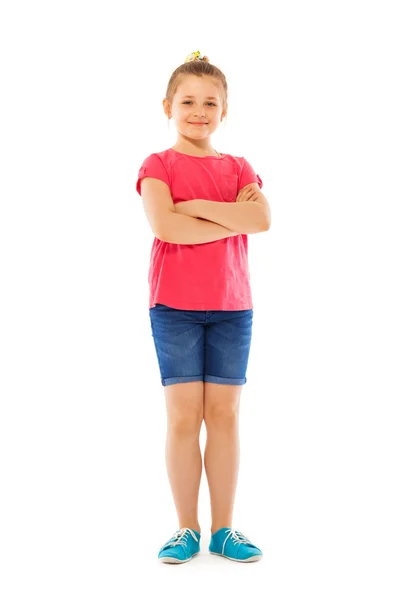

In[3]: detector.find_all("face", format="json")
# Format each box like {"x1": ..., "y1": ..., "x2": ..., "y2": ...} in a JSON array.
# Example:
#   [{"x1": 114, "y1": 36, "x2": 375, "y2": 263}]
[{"x1": 164, "y1": 75, "x2": 226, "y2": 142}]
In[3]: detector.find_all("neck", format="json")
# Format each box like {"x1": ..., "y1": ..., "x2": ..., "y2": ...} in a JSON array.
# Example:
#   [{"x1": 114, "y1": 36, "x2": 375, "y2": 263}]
[{"x1": 172, "y1": 138, "x2": 220, "y2": 157}]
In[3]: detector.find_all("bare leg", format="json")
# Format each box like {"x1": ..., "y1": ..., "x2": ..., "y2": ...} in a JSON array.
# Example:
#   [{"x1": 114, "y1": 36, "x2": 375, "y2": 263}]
[
  {"x1": 164, "y1": 382, "x2": 204, "y2": 533},
  {"x1": 203, "y1": 383, "x2": 241, "y2": 534}
]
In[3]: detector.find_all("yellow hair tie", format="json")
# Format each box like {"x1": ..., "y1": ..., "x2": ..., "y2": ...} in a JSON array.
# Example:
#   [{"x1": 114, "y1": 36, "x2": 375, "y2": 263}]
[{"x1": 185, "y1": 51, "x2": 209, "y2": 63}]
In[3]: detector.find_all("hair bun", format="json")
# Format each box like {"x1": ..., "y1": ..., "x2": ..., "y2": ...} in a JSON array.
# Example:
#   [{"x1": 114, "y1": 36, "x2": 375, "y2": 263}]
[{"x1": 185, "y1": 51, "x2": 209, "y2": 63}]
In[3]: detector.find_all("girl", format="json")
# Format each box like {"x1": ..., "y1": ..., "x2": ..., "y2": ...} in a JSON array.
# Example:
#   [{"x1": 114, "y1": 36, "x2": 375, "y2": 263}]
[{"x1": 136, "y1": 51, "x2": 271, "y2": 564}]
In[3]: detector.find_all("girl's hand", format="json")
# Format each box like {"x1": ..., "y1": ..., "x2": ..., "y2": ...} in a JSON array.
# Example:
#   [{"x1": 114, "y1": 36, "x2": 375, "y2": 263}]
[
  {"x1": 174, "y1": 201, "x2": 186, "y2": 213},
  {"x1": 236, "y1": 184, "x2": 262, "y2": 203},
  {"x1": 174, "y1": 200, "x2": 198, "y2": 217}
]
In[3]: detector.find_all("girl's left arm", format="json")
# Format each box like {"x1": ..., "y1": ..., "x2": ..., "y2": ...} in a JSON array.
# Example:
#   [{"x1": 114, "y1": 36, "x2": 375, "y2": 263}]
[{"x1": 175, "y1": 198, "x2": 270, "y2": 234}]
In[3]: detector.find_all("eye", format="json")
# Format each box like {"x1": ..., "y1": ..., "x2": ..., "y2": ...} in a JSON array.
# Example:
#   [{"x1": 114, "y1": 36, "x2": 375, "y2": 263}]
[{"x1": 183, "y1": 101, "x2": 217, "y2": 106}]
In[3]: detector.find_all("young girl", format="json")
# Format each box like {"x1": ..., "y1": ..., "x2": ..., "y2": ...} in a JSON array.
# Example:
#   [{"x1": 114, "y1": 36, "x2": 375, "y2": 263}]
[{"x1": 136, "y1": 51, "x2": 271, "y2": 564}]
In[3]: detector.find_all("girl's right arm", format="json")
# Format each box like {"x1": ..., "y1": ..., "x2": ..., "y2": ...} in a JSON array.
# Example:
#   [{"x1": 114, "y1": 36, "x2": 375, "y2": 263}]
[
  {"x1": 160, "y1": 211, "x2": 239, "y2": 245},
  {"x1": 141, "y1": 177, "x2": 238, "y2": 245}
]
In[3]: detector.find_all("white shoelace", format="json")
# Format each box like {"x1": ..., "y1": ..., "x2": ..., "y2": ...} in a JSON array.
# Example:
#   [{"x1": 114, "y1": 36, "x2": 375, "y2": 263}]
[
  {"x1": 161, "y1": 527, "x2": 199, "y2": 550},
  {"x1": 222, "y1": 529, "x2": 253, "y2": 555}
]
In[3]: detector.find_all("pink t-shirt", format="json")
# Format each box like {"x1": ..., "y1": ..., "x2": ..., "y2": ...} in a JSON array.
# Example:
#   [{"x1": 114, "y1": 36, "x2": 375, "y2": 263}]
[{"x1": 136, "y1": 147, "x2": 263, "y2": 311}]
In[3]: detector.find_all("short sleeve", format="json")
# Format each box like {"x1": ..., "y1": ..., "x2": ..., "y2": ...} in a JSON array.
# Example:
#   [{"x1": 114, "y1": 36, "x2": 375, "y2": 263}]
[
  {"x1": 136, "y1": 153, "x2": 171, "y2": 196},
  {"x1": 238, "y1": 157, "x2": 263, "y2": 190}
]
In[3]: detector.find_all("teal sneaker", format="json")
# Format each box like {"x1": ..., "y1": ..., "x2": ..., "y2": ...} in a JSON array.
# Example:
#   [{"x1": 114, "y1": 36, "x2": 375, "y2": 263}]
[
  {"x1": 209, "y1": 528, "x2": 263, "y2": 562},
  {"x1": 158, "y1": 527, "x2": 201, "y2": 563}
]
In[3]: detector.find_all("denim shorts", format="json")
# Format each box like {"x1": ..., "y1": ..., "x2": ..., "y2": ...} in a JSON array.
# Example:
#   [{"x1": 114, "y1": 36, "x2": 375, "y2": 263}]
[{"x1": 149, "y1": 303, "x2": 253, "y2": 387}]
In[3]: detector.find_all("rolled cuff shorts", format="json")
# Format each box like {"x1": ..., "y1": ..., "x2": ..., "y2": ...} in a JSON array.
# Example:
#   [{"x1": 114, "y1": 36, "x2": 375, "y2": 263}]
[{"x1": 149, "y1": 303, "x2": 253, "y2": 387}]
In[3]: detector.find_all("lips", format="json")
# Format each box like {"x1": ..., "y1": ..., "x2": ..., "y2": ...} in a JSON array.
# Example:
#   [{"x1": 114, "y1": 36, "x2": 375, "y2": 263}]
[{"x1": 189, "y1": 122, "x2": 207, "y2": 125}]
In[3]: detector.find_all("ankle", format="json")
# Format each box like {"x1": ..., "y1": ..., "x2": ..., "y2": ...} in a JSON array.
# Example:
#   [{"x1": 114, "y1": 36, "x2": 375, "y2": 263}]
[
  {"x1": 211, "y1": 525, "x2": 232, "y2": 535},
  {"x1": 180, "y1": 524, "x2": 201, "y2": 534}
]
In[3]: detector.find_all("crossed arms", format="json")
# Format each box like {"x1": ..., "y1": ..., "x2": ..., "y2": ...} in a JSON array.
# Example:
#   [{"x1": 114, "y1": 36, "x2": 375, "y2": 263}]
[{"x1": 175, "y1": 183, "x2": 271, "y2": 235}]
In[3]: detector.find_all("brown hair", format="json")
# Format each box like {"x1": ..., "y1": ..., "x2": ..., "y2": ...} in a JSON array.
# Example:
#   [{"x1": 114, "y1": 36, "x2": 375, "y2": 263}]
[{"x1": 165, "y1": 58, "x2": 228, "y2": 110}]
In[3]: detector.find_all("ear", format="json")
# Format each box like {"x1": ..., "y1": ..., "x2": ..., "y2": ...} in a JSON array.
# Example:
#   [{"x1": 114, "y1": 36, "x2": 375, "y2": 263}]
[{"x1": 162, "y1": 98, "x2": 171, "y2": 118}]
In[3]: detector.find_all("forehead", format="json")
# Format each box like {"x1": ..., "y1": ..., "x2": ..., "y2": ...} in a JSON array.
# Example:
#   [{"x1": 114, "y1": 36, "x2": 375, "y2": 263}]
[{"x1": 175, "y1": 75, "x2": 221, "y2": 100}]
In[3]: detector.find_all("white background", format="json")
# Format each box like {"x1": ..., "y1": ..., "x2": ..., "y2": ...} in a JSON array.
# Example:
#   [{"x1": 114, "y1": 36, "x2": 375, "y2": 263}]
[{"x1": 1, "y1": 0, "x2": 399, "y2": 598}]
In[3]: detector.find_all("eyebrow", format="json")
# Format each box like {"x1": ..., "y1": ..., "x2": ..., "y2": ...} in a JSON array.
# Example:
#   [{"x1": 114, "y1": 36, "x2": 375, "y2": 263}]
[{"x1": 181, "y1": 95, "x2": 218, "y2": 100}]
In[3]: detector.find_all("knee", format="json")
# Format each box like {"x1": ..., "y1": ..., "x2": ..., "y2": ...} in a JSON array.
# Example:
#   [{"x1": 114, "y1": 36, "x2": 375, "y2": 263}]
[
  {"x1": 168, "y1": 412, "x2": 203, "y2": 436},
  {"x1": 204, "y1": 404, "x2": 239, "y2": 429}
]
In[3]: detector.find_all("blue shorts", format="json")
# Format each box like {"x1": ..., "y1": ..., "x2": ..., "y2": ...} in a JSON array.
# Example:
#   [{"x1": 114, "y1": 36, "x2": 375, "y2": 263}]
[{"x1": 149, "y1": 303, "x2": 253, "y2": 387}]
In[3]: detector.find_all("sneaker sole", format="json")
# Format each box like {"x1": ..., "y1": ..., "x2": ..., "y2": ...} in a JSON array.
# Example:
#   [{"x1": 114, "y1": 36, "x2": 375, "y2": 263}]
[
  {"x1": 159, "y1": 551, "x2": 199, "y2": 564},
  {"x1": 209, "y1": 551, "x2": 263, "y2": 562}
]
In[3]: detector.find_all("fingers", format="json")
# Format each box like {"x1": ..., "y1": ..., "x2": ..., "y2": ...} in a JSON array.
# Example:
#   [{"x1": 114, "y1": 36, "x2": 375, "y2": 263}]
[
  {"x1": 236, "y1": 190, "x2": 257, "y2": 202},
  {"x1": 236, "y1": 190, "x2": 251, "y2": 202}
]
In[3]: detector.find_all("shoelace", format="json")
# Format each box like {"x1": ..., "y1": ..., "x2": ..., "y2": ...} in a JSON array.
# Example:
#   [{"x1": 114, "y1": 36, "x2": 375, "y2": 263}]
[
  {"x1": 160, "y1": 527, "x2": 199, "y2": 551},
  {"x1": 222, "y1": 529, "x2": 254, "y2": 555}
]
